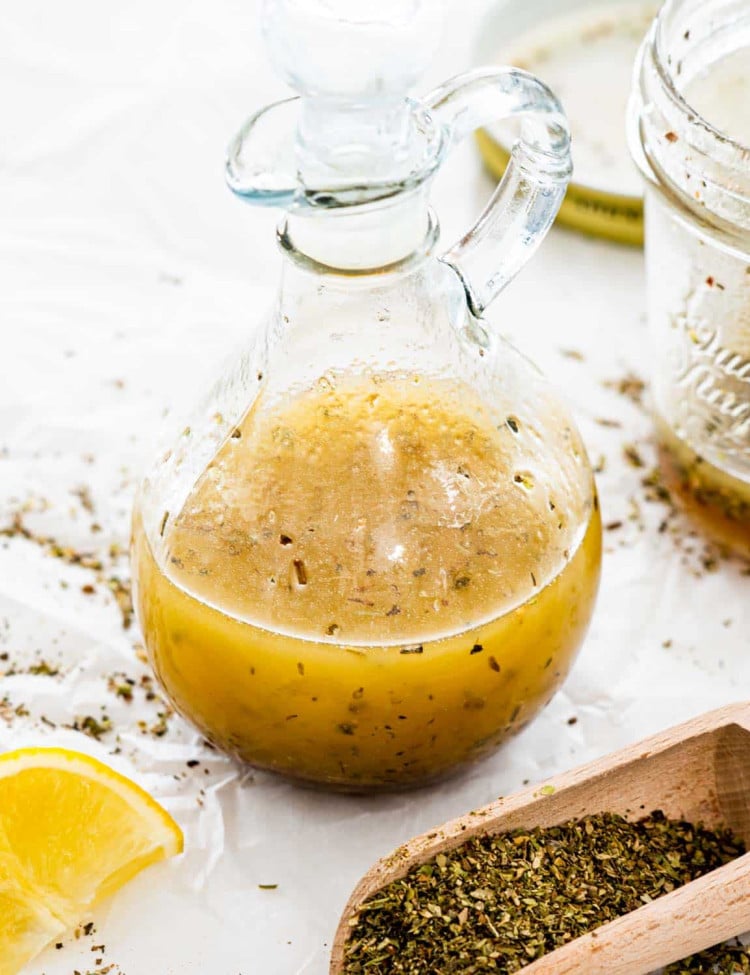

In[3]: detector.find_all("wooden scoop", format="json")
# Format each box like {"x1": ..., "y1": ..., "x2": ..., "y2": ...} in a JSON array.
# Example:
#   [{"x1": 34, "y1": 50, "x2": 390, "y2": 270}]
[{"x1": 330, "y1": 701, "x2": 750, "y2": 975}]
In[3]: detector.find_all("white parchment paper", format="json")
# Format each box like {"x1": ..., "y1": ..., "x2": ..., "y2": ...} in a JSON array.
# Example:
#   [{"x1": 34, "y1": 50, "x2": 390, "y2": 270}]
[{"x1": 1, "y1": 2, "x2": 748, "y2": 973}]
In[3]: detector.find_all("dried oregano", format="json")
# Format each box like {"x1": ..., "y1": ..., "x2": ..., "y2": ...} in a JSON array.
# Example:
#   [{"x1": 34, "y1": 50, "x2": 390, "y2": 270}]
[{"x1": 343, "y1": 811, "x2": 747, "y2": 975}]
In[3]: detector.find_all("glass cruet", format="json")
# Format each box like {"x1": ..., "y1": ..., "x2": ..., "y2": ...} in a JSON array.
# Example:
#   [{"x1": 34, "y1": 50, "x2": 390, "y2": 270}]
[{"x1": 131, "y1": 0, "x2": 602, "y2": 792}]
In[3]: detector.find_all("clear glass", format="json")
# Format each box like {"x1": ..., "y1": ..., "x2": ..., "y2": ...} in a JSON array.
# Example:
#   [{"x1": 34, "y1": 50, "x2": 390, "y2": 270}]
[
  {"x1": 630, "y1": 0, "x2": 750, "y2": 554},
  {"x1": 131, "y1": 0, "x2": 602, "y2": 792}
]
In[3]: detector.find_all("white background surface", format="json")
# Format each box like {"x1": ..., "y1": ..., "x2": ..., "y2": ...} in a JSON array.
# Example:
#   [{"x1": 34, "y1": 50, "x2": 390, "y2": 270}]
[{"x1": 1, "y1": 2, "x2": 748, "y2": 974}]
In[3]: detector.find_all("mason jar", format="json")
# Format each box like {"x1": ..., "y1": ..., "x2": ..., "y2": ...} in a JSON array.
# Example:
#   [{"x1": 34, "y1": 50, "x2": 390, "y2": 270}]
[{"x1": 630, "y1": 0, "x2": 750, "y2": 554}]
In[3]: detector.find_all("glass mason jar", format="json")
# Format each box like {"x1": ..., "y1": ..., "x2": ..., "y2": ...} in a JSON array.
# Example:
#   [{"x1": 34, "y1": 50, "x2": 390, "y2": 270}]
[
  {"x1": 131, "y1": 0, "x2": 602, "y2": 792},
  {"x1": 630, "y1": 0, "x2": 750, "y2": 554}
]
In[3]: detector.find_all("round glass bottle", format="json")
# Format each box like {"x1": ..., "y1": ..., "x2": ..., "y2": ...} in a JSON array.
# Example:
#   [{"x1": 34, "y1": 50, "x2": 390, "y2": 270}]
[
  {"x1": 630, "y1": 0, "x2": 750, "y2": 554},
  {"x1": 131, "y1": 0, "x2": 601, "y2": 791}
]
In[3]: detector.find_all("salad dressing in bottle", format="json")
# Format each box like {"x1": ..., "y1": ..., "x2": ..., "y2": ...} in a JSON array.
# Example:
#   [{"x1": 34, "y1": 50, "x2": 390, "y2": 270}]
[{"x1": 132, "y1": 0, "x2": 601, "y2": 791}]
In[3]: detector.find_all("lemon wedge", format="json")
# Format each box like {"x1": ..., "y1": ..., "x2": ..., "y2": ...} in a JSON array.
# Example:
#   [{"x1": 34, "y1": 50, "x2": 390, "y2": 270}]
[{"x1": 0, "y1": 747, "x2": 183, "y2": 975}]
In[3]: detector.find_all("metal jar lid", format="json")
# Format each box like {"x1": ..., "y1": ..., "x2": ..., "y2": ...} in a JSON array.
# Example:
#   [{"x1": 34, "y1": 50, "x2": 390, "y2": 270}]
[{"x1": 473, "y1": 0, "x2": 658, "y2": 245}]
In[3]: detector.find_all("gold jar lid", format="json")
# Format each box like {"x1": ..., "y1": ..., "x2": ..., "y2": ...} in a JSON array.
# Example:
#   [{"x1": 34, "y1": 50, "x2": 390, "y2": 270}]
[{"x1": 473, "y1": 0, "x2": 658, "y2": 245}]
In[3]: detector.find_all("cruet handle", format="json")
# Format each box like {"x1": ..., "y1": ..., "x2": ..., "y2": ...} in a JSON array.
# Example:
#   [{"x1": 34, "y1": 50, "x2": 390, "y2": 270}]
[{"x1": 427, "y1": 68, "x2": 572, "y2": 317}]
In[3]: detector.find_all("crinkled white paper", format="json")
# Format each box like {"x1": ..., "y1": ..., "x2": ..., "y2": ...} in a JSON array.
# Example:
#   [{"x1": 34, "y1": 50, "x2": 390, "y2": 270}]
[{"x1": 1, "y1": 2, "x2": 748, "y2": 974}]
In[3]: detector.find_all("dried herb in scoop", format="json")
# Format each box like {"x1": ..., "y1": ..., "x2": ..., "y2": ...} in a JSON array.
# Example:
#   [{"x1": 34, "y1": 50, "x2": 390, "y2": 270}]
[{"x1": 343, "y1": 811, "x2": 747, "y2": 975}]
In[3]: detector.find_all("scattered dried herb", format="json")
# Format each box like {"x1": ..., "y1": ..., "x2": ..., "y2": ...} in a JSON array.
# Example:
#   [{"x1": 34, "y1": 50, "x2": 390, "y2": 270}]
[
  {"x1": 28, "y1": 660, "x2": 60, "y2": 676},
  {"x1": 0, "y1": 658, "x2": 60, "y2": 678},
  {"x1": 148, "y1": 710, "x2": 171, "y2": 737},
  {"x1": 0, "y1": 507, "x2": 133, "y2": 628},
  {"x1": 0, "y1": 695, "x2": 28, "y2": 723},
  {"x1": 603, "y1": 371, "x2": 646, "y2": 408},
  {"x1": 0, "y1": 511, "x2": 102, "y2": 571},
  {"x1": 343, "y1": 812, "x2": 746, "y2": 975},
  {"x1": 623, "y1": 443, "x2": 645, "y2": 468},
  {"x1": 112, "y1": 680, "x2": 134, "y2": 702},
  {"x1": 71, "y1": 486, "x2": 95, "y2": 514},
  {"x1": 70, "y1": 715, "x2": 112, "y2": 741}
]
